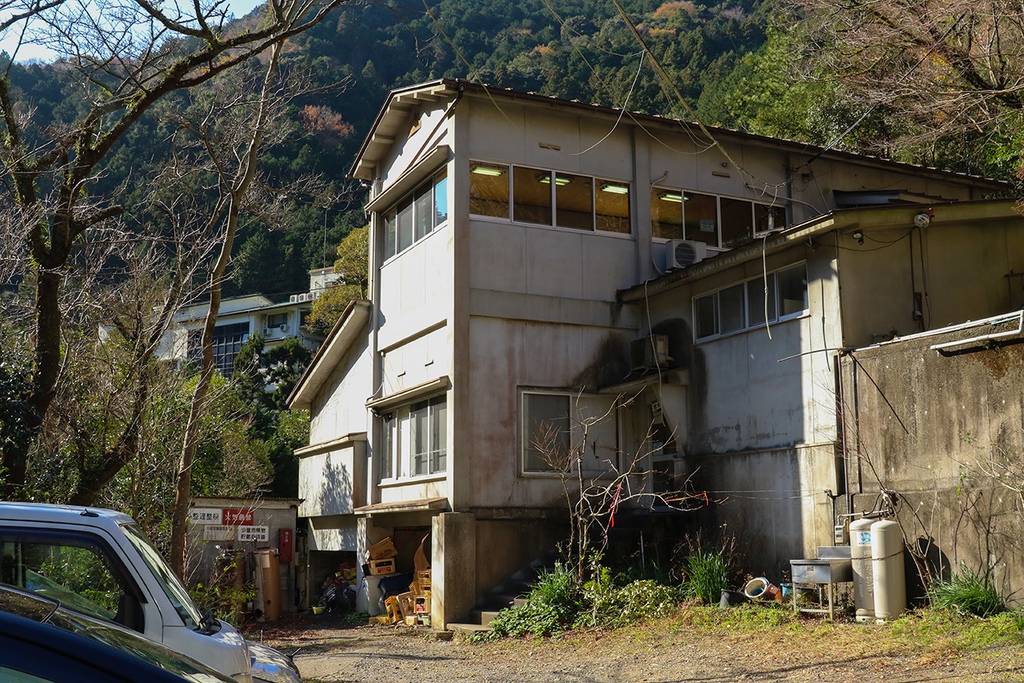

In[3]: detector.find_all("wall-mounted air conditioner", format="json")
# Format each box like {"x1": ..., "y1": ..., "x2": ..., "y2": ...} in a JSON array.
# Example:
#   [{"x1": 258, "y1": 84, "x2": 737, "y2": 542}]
[
  {"x1": 630, "y1": 334, "x2": 671, "y2": 372},
  {"x1": 666, "y1": 239, "x2": 708, "y2": 270}
]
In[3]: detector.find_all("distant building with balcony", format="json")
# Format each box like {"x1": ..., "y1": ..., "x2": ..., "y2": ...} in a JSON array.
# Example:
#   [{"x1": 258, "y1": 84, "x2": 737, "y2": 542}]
[{"x1": 160, "y1": 267, "x2": 339, "y2": 373}]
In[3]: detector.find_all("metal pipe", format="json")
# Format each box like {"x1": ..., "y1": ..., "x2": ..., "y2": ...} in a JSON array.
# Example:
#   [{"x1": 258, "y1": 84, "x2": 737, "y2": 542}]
[{"x1": 929, "y1": 310, "x2": 1024, "y2": 352}]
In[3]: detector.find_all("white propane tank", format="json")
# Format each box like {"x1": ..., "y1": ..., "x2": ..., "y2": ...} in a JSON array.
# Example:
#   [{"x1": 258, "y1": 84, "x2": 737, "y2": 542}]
[
  {"x1": 850, "y1": 517, "x2": 875, "y2": 622},
  {"x1": 871, "y1": 519, "x2": 906, "y2": 622}
]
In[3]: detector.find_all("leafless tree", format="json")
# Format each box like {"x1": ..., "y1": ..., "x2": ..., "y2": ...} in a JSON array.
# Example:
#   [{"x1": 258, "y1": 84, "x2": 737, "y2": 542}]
[
  {"x1": 0, "y1": 0, "x2": 350, "y2": 498},
  {"x1": 531, "y1": 392, "x2": 700, "y2": 584},
  {"x1": 792, "y1": 0, "x2": 1024, "y2": 155},
  {"x1": 162, "y1": 30, "x2": 347, "y2": 577}
]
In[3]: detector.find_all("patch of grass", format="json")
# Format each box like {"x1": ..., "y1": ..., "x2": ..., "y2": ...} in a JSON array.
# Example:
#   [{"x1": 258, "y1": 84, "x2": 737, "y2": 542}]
[
  {"x1": 681, "y1": 550, "x2": 730, "y2": 605},
  {"x1": 677, "y1": 604, "x2": 800, "y2": 633},
  {"x1": 928, "y1": 563, "x2": 1005, "y2": 617}
]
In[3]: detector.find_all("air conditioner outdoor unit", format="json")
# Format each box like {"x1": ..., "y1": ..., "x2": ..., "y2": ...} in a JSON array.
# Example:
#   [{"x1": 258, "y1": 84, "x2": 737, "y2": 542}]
[
  {"x1": 289, "y1": 294, "x2": 299, "y2": 304},
  {"x1": 263, "y1": 327, "x2": 271, "y2": 335},
  {"x1": 630, "y1": 334, "x2": 671, "y2": 372},
  {"x1": 666, "y1": 239, "x2": 708, "y2": 270},
  {"x1": 279, "y1": 324, "x2": 288, "y2": 332}
]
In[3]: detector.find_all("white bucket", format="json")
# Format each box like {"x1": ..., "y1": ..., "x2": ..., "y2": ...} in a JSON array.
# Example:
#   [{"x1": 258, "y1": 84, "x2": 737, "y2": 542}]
[
  {"x1": 743, "y1": 577, "x2": 781, "y2": 601},
  {"x1": 743, "y1": 577, "x2": 768, "y2": 599}
]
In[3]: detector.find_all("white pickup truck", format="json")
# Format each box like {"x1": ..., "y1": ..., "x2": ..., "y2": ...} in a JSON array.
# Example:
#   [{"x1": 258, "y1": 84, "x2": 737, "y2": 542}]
[{"x1": 0, "y1": 502, "x2": 300, "y2": 683}]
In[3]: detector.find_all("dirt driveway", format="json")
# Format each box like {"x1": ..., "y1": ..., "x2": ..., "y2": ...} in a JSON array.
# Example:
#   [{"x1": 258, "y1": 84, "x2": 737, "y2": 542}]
[{"x1": 255, "y1": 611, "x2": 1024, "y2": 683}]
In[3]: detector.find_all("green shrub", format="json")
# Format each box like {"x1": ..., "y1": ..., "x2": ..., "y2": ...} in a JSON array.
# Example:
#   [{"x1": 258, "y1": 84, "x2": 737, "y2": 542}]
[
  {"x1": 577, "y1": 568, "x2": 681, "y2": 628},
  {"x1": 489, "y1": 563, "x2": 581, "y2": 637},
  {"x1": 929, "y1": 562, "x2": 1005, "y2": 617},
  {"x1": 682, "y1": 549, "x2": 730, "y2": 605}
]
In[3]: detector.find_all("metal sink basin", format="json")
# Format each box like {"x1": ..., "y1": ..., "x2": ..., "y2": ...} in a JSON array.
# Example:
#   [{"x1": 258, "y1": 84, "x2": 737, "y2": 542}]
[{"x1": 817, "y1": 545, "x2": 851, "y2": 559}]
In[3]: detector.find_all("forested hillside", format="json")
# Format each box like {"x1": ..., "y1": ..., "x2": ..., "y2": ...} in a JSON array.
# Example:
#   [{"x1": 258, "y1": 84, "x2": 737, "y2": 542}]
[
  {"x1": 2, "y1": 0, "x2": 778, "y2": 298},
  {"x1": 6, "y1": 0, "x2": 1021, "y2": 300}
]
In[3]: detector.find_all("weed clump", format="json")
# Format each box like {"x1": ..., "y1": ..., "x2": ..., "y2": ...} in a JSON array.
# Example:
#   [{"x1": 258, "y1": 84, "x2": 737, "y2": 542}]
[
  {"x1": 928, "y1": 562, "x2": 1005, "y2": 617},
  {"x1": 681, "y1": 549, "x2": 730, "y2": 605}
]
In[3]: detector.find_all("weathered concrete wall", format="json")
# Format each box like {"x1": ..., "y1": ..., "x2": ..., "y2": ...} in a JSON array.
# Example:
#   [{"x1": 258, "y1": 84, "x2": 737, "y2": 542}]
[
  {"x1": 837, "y1": 215, "x2": 1024, "y2": 349},
  {"x1": 298, "y1": 438, "x2": 366, "y2": 518},
  {"x1": 307, "y1": 322, "x2": 372, "y2": 447},
  {"x1": 842, "y1": 323, "x2": 1024, "y2": 602},
  {"x1": 473, "y1": 515, "x2": 567, "y2": 599},
  {"x1": 680, "y1": 445, "x2": 837, "y2": 575},
  {"x1": 465, "y1": 315, "x2": 638, "y2": 509}
]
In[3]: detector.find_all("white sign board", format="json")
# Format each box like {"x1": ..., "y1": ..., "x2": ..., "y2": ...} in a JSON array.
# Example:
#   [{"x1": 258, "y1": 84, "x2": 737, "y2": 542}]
[
  {"x1": 203, "y1": 525, "x2": 236, "y2": 542},
  {"x1": 190, "y1": 508, "x2": 223, "y2": 525},
  {"x1": 238, "y1": 526, "x2": 269, "y2": 543}
]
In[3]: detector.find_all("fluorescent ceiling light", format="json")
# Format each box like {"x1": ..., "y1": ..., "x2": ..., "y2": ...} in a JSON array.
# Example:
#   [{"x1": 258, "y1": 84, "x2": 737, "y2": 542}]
[
  {"x1": 539, "y1": 174, "x2": 570, "y2": 186},
  {"x1": 471, "y1": 166, "x2": 504, "y2": 177},
  {"x1": 601, "y1": 184, "x2": 629, "y2": 194},
  {"x1": 659, "y1": 191, "x2": 684, "y2": 203}
]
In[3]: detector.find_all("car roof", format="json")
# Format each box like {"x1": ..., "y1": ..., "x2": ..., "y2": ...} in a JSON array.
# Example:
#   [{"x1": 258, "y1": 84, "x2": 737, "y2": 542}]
[{"x1": 0, "y1": 501, "x2": 135, "y2": 527}]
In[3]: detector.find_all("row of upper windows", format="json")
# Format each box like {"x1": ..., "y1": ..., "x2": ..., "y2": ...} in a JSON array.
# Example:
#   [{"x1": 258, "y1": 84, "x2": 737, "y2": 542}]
[
  {"x1": 383, "y1": 169, "x2": 448, "y2": 260},
  {"x1": 694, "y1": 263, "x2": 809, "y2": 341},
  {"x1": 378, "y1": 161, "x2": 789, "y2": 256},
  {"x1": 469, "y1": 161, "x2": 632, "y2": 234},
  {"x1": 651, "y1": 187, "x2": 787, "y2": 249}
]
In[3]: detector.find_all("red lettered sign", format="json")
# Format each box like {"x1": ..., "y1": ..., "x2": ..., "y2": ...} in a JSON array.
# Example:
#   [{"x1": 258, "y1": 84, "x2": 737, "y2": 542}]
[{"x1": 222, "y1": 508, "x2": 254, "y2": 526}]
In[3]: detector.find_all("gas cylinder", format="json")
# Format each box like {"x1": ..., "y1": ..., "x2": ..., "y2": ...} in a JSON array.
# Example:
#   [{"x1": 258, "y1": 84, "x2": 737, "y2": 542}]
[
  {"x1": 850, "y1": 517, "x2": 874, "y2": 622},
  {"x1": 871, "y1": 519, "x2": 906, "y2": 622}
]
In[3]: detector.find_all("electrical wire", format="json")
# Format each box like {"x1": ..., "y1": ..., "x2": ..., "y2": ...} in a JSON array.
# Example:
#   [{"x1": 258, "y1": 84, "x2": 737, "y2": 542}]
[
  {"x1": 565, "y1": 51, "x2": 645, "y2": 157},
  {"x1": 609, "y1": 0, "x2": 786, "y2": 192}
]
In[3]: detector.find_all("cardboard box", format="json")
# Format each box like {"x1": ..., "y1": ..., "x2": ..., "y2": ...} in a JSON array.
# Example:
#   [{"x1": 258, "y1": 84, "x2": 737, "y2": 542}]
[
  {"x1": 414, "y1": 596, "x2": 429, "y2": 614},
  {"x1": 369, "y1": 558, "x2": 396, "y2": 576},
  {"x1": 368, "y1": 537, "x2": 398, "y2": 561}
]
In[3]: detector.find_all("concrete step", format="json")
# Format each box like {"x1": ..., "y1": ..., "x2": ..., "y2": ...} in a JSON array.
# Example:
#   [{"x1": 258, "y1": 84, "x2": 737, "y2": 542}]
[
  {"x1": 447, "y1": 622, "x2": 492, "y2": 634},
  {"x1": 471, "y1": 609, "x2": 502, "y2": 626}
]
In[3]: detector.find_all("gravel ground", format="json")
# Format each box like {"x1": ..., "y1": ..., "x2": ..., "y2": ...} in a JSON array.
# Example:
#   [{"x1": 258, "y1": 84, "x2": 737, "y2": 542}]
[{"x1": 252, "y1": 612, "x2": 1024, "y2": 683}]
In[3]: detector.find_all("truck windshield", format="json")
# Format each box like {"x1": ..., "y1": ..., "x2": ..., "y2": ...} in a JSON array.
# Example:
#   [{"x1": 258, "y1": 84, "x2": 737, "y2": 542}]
[{"x1": 120, "y1": 524, "x2": 205, "y2": 631}]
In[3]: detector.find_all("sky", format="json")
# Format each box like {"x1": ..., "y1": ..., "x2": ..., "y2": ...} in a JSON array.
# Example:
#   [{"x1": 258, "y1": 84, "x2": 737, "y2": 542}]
[{"x1": 1, "y1": 0, "x2": 267, "y2": 63}]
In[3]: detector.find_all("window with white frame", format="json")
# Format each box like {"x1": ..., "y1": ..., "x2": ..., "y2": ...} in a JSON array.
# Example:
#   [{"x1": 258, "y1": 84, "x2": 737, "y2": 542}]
[
  {"x1": 651, "y1": 186, "x2": 786, "y2": 248},
  {"x1": 521, "y1": 391, "x2": 619, "y2": 474},
  {"x1": 383, "y1": 169, "x2": 448, "y2": 260},
  {"x1": 378, "y1": 395, "x2": 447, "y2": 481},
  {"x1": 694, "y1": 263, "x2": 808, "y2": 341},
  {"x1": 470, "y1": 161, "x2": 631, "y2": 235}
]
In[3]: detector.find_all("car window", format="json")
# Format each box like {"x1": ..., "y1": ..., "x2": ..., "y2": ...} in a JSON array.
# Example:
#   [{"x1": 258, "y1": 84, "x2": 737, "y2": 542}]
[{"x1": 0, "y1": 531, "x2": 140, "y2": 629}]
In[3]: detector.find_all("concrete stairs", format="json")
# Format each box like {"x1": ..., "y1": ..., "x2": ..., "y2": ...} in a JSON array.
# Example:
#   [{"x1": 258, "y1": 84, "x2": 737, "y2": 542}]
[{"x1": 445, "y1": 551, "x2": 559, "y2": 634}]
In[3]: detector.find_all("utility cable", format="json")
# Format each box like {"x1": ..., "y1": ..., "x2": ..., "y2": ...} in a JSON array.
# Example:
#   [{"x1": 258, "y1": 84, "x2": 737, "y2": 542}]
[{"x1": 610, "y1": 0, "x2": 785, "y2": 192}]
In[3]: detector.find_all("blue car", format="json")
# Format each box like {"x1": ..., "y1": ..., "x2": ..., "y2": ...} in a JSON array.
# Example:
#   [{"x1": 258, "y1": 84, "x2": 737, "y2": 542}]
[{"x1": 0, "y1": 585, "x2": 236, "y2": 682}]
